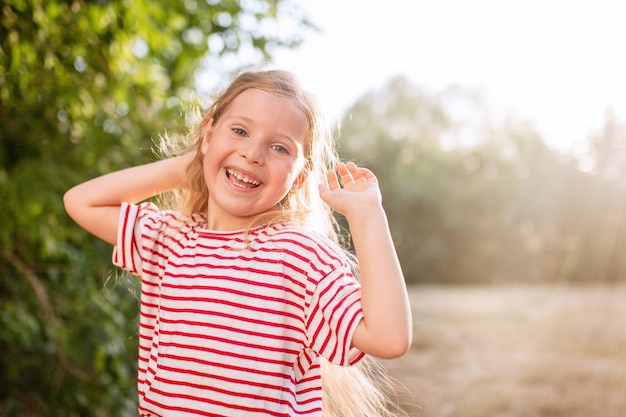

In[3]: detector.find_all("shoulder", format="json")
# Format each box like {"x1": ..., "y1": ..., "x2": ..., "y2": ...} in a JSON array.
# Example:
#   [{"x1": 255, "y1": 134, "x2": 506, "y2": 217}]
[
  {"x1": 130, "y1": 202, "x2": 207, "y2": 247},
  {"x1": 134, "y1": 202, "x2": 205, "y2": 228},
  {"x1": 257, "y1": 225, "x2": 348, "y2": 267},
  {"x1": 263, "y1": 224, "x2": 333, "y2": 248}
]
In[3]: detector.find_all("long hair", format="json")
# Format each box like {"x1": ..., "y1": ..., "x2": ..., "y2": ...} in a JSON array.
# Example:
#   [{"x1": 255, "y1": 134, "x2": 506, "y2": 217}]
[
  {"x1": 167, "y1": 69, "x2": 340, "y2": 243},
  {"x1": 159, "y1": 69, "x2": 407, "y2": 416}
]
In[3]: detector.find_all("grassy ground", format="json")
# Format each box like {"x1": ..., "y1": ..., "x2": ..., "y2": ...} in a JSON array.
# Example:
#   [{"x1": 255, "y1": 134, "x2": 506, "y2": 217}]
[{"x1": 381, "y1": 285, "x2": 626, "y2": 417}]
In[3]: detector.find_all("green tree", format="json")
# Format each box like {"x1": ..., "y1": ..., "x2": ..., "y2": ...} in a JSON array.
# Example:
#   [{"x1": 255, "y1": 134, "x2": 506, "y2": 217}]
[{"x1": 0, "y1": 1, "x2": 311, "y2": 415}]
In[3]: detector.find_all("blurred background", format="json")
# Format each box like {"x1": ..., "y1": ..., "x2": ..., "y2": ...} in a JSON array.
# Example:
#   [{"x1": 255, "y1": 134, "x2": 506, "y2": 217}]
[{"x1": 1, "y1": 1, "x2": 625, "y2": 416}]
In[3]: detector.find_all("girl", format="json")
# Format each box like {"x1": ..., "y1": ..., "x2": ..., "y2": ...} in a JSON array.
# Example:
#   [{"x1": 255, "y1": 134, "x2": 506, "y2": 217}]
[{"x1": 64, "y1": 69, "x2": 412, "y2": 416}]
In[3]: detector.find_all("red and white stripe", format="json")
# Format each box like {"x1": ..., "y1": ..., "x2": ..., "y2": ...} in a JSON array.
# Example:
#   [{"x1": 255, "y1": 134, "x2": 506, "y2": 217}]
[{"x1": 113, "y1": 202, "x2": 364, "y2": 417}]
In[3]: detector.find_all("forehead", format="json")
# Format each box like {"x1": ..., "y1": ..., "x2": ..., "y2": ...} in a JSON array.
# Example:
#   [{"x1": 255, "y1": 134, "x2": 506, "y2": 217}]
[{"x1": 227, "y1": 88, "x2": 301, "y2": 114}]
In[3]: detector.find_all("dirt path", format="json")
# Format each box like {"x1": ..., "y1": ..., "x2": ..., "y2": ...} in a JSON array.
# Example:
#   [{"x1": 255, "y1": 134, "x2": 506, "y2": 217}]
[{"x1": 381, "y1": 285, "x2": 626, "y2": 417}]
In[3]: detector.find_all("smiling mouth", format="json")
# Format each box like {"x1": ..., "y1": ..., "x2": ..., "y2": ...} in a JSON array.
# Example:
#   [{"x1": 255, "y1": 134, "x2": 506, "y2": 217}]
[{"x1": 226, "y1": 168, "x2": 261, "y2": 188}]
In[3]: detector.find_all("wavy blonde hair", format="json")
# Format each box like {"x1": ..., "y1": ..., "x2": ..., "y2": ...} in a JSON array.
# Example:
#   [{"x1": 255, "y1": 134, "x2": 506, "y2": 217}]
[
  {"x1": 159, "y1": 69, "x2": 407, "y2": 416},
  {"x1": 168, "y1": 69, "x2": 340, "y2": 242}
]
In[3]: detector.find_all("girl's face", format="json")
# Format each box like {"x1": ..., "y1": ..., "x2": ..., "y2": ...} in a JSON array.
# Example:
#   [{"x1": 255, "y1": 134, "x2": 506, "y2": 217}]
[{"x1": 200, "y1": 88, "x2": 309, "y2": 230}]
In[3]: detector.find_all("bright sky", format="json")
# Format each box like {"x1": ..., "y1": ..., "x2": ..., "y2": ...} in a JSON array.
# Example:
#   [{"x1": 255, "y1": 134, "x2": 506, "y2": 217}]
[{"x1": 273, "y1": 0, "x2": 626, "y2": 153}]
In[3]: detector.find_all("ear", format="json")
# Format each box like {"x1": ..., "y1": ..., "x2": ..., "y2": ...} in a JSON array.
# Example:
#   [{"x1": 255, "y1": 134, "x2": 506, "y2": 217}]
[
  {"x1": 200, "y1": 118, "x2": 214, "y2": 155},
  {"x1": 293, "y1": 160, "x2": 313, "y2": 190}
]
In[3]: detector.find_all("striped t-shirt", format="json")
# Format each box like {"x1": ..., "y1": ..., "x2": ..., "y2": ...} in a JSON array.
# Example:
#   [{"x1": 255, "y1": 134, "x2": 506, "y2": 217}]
[{"x1": 112, "y1": 202, "x2": 365, "y2": 417}]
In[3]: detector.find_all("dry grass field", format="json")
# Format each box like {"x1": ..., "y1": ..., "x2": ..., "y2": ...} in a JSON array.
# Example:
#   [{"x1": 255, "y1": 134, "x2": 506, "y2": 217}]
[{"x1": 382, "y1": 285, "x2": 626, "y2": 417}]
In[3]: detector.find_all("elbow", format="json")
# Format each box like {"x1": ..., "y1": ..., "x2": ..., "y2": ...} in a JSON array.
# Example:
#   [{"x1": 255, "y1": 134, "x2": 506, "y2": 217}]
[
  {"x1": 368, "y1": 326, "x2": 413, "y2": 359},
  {"x1": 377, "y1": 334, "x2": 412, "y2": 359},
  {"x1": 381, "y1": 316, "x2": 414, "y2": 359},
  {"x1": 63, "y1": 187, "x2": 80, "y2": 221},
  {"x1": 63, "y1": 186, "x2": 90, "y2": 227},
  {"x1": 63, "y1": 189, "x2": 75, "y2": 217},
  {"x1": 395, "y1": 333, "x2": 413, "y2": 358},
  {"x1": 354, "y1": 315, "x2": 413, "y2": 359}
]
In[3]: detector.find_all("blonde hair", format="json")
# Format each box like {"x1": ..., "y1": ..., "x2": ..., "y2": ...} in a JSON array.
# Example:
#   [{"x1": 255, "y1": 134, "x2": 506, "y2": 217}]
[
  {"x1": 160, "y1": 69, "x2": 407, "y2": 416},
  {"x1": 169, "y1": 69, "x2": 340, "y2": 242}
]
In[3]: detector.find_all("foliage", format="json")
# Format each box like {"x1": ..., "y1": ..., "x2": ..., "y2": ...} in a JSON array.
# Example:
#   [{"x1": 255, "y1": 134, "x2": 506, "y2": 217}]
[
  {"x1": 0, "y1": 0, "x2": 309, "y2": 415},
  {"x1": 338, "y1": 76, "x2": 626, "y2": 284}
]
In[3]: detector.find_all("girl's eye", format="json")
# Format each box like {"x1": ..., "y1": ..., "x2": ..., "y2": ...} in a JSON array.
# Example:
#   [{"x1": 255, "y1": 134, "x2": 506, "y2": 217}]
[
  {"x1": 232, "y1": 127, "x2": 247, "y2": 137},
  {"x1": 271, "y1": 144, "x2": 289, "y2": 155}
]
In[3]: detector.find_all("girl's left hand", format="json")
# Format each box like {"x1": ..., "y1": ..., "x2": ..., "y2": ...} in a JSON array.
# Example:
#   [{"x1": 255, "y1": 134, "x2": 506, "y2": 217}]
[{"x1": 319, "y1": 161, "x2": 382, "y2": 218}]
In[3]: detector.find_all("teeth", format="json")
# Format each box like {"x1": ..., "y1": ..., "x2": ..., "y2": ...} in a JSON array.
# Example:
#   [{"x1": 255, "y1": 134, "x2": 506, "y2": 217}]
[{"x1": 227, "y1": 169, "x2": 260, "y2": 186}]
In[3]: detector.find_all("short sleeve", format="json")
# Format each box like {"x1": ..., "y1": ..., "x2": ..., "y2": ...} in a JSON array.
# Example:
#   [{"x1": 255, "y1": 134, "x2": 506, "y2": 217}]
[
  {"x1": 306, "y1": 268, "x2": 365, "y2": 367},
  {"x1": 112, "y1": 201, "x2": 166, "y2": 276}
]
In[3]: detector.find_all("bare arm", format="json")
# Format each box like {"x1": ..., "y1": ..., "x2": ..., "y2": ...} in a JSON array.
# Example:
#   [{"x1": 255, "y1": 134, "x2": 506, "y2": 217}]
[
  {"x1": 63, "y1": 156, "x2": 190, "y2": 245},
  {"x1": 319, "y1": 162, "x2": 412, "y2": 359}
]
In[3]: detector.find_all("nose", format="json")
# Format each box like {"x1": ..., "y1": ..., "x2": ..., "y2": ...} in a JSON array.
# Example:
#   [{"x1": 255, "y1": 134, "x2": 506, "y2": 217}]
[{"x1": 239, "y1": 139, "x2": 264, "y2": 165}]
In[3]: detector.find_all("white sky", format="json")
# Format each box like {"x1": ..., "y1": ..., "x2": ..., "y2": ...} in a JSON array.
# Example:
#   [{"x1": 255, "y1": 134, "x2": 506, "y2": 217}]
[{"x1": 272, "y1": 0, "x2": 626, "y2": 153}]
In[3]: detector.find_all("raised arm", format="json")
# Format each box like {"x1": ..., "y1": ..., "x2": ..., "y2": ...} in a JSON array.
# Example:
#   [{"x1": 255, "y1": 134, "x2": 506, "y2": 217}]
[
  {"x1": 63, "y1": 155, "x2": 190, "y2": 245},
  {"x1": 319, "y1": 162, "x2": 412, "y2": 359}
]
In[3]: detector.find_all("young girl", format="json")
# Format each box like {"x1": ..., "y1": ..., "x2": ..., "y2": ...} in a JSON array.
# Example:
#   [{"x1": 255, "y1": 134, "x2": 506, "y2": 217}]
[{"x1": 64, "y1": 69, "x2": 412, "y2": 416}]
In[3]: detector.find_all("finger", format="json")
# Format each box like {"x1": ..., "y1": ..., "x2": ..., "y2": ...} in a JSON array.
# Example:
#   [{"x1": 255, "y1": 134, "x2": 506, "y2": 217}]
[
  {"x1": 326, "y1": 169, "x2": 340, "y2": 191},
  {"x1": 346, "y1": 162, "x2": 374, "y2": 182},
  {"x1": 346, "y1": 161, "x2": 359, "y2": 172},
  {"x1": 336, "y1": 162, "x2": 355, "y2": 185}
]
